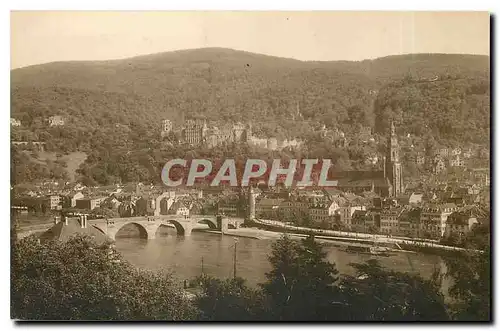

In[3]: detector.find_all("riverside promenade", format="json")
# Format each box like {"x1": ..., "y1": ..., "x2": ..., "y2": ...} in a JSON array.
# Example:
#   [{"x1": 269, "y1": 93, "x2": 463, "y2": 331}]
[{"x1": 252, "y1": 219, "x2": 481, "y2": 253}]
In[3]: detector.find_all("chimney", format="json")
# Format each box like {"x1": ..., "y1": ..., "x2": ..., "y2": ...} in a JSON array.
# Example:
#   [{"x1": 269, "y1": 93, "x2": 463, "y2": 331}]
[{"x1": 80, "y1": 215, "x2": 88, "y2": 228}]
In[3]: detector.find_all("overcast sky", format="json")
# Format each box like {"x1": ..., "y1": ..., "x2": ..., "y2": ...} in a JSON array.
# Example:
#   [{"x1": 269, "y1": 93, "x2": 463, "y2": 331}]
[{"x1": 11, "y1": 11, "x2": 490, "y2": 69}]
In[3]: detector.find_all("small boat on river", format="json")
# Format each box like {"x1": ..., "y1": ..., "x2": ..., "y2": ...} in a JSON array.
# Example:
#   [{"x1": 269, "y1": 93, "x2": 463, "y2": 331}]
[{"x1": 345, "y1": 244, "x2": 392, "y2": 257}]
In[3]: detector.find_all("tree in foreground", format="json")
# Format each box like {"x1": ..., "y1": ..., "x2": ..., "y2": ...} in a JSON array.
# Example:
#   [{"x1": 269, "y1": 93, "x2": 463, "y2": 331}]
[
  {"x1": 338, "y1": 259, "x2": 450, "y2": 321},
  {"x1": 443, "y1": 223, "x2": 491, "y2": 321},
  {"x1": 259, "y1": 234, "x2": 451, "y2": 321},
  {"x1": 11, "y1": 235, "x2": 198, "y2": 320},
  {"x1": 195, "y1": 275, "x2": 270, "y2": 321},
  {"x1": 260, "y1": 234, "x2": 342, "y2": 320}
]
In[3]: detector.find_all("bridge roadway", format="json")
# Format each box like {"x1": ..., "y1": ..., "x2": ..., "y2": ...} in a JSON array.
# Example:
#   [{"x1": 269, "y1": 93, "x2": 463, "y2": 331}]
[{"x1": 88, "y1": 214, "x2": 244, "y2": 240}]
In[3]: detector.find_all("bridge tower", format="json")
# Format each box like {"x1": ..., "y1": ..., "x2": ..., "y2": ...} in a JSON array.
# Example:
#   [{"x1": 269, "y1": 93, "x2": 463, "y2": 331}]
[
  {"x1": 247, "y1": 185, "x2": 256, "y2": 222},
  {"x1": 216, "y1": 215, "x2": 229, "y2": 233}
]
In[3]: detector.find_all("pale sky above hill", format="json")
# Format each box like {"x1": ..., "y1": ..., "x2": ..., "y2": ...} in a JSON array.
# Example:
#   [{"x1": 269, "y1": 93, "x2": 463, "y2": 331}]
[{"x1": 11, "y1": 11, "x2": 490, "y2": 69}]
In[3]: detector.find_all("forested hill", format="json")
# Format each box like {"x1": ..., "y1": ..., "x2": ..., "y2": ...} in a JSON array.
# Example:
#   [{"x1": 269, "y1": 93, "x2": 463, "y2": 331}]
[{"x1": 11, "y1": 49, "x2": 489, "y2": 159}]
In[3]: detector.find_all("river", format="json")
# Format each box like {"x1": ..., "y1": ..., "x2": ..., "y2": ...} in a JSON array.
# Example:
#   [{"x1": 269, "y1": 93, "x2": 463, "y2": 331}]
[{"x1": 114, "y1": 225, "x2": 451, "y2": 291}]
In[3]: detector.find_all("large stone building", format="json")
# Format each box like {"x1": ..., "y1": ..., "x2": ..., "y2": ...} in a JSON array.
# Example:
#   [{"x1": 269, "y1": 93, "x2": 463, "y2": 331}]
[
  {"x1": 180, "y1": 120, "x2": 252, "y2": 147},
  {"x1": 420, "y1": 203, "x2": 458, "y2": 238},
  {"x1": 182, "y1": 119, "x2": 208, "y2": 145},
  {"x1": 379, "y1": 206, "x2": 404, "y2": 235}
]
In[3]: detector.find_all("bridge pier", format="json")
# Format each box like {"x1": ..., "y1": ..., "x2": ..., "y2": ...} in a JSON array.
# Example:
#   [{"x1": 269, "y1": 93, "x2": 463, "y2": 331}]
[
  {"x1": 145, "y1": 228, "x2": 156, "y2": 240},
  {"x1": 106, "y1": 228, "x2": 118, "y2": 241},
  {"x1": 183, "y1": 223, "x2": 193, "y2": 236}
]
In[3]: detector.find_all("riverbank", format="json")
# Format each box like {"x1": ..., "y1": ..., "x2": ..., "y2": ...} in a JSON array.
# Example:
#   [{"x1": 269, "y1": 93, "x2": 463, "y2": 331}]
[
  {"x1": 247, "y1": 220, "x2": 480, "y2": 256},
  {"x1": 201, "y1": 228, "x2": 282, "y2": 240},
  {"x1": 200, "y1": 228, "x2": 419, "y2": 255}
]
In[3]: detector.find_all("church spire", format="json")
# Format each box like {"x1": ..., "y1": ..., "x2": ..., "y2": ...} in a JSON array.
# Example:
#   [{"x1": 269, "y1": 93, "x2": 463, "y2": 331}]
[
  {"x1": 387, "y1": 120, "x2": 400, "y2": 163},
  {"x1": 385, "y1": 120, "x2": 403, "y2": 197}
]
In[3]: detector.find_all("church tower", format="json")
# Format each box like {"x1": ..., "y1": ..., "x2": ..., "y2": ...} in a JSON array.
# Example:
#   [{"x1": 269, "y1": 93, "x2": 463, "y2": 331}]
[{"x1": 385, "y1": 121, "x2": 404, "y2": 196}]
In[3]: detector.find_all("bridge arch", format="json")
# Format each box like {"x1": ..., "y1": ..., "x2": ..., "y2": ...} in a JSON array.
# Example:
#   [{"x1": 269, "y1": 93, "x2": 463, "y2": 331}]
[
  {"x1": 163, "y1": 220, "x2": 186, "y2": 236},
  {"x1": 114, "y1": 222, "x2": 149, "y2": 239},
  {"x1": 198, "y1": 218, "x2": 218, "y2": 229},
  {"x1": 154, "y1": 223, "x2": 176, "y2": 237}
]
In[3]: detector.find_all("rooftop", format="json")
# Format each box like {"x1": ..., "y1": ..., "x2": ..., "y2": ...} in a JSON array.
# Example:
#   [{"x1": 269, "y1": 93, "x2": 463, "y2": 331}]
[{"x1": 39, "y1": 218, "x2": 108, "y2": 244}]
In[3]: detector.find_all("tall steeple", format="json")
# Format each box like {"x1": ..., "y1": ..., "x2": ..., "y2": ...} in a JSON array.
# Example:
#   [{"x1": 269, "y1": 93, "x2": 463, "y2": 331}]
[
  {"x1": 387, "y1": 121, "x2": 400, "y2": 163},
  {"x1": 385, "y1": 121, "x2": 404, "y2": 196}
]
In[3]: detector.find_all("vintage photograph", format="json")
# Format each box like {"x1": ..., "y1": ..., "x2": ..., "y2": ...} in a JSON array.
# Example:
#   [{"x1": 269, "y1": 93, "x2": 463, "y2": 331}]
[{"x1": 10, "y1": 11, "x2": 490, "y2": 321}]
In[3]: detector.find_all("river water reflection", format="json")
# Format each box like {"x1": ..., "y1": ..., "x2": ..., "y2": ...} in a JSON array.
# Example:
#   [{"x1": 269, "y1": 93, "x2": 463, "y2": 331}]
[{"x1": 114, "y1": 228, "x2": 450, "y2": 290}]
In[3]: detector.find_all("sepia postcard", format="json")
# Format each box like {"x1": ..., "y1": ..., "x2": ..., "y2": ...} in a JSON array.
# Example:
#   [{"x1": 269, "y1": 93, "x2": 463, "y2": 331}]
[{"x1": 10, "y1": 11, "x2": 491, "y2": 322}]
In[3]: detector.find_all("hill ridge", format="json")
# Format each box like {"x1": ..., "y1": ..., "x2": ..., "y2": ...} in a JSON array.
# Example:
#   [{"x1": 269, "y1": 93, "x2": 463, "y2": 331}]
[{"x1": 11, "y1": 47, "x2": 489, "y2": 72}]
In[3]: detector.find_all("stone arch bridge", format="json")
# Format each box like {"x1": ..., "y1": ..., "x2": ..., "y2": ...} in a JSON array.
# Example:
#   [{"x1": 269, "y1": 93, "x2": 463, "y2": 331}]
[{"x1": 88, "y1": 214, "x2": 243, "y2": 241}]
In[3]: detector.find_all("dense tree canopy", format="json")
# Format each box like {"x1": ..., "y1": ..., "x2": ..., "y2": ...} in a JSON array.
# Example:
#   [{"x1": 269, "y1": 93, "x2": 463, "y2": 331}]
[
  {"x1": 11, "y1": 49, "x2": 490, "y2": 185},
  {"x1": 11, "y1": 235, "x2": 197, "y2": 320}
]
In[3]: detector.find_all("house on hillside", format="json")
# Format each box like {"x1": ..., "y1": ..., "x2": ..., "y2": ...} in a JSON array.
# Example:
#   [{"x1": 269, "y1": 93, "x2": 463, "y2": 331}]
[
  {"x1": 432, "y1": 156, "x2": 446, "y2": 174},
  {"x1": 416, "y1": 153, "x2": 425, "y2": 165},
  {"x1": 438, "y1": 148, "x2": 449, "y2": 158},
  {"x1": 48, "y1": 115, "x2": 65, "y2": 127},
  {"x1": 449, "y1": 154, "x2": 465, "y2": 167},
  {"x1": 10, "y1": 118, "x2": 21, "y2": 127},
  {"x1": 451, "y1": 147, "x2": 462, "y2": 156}
]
